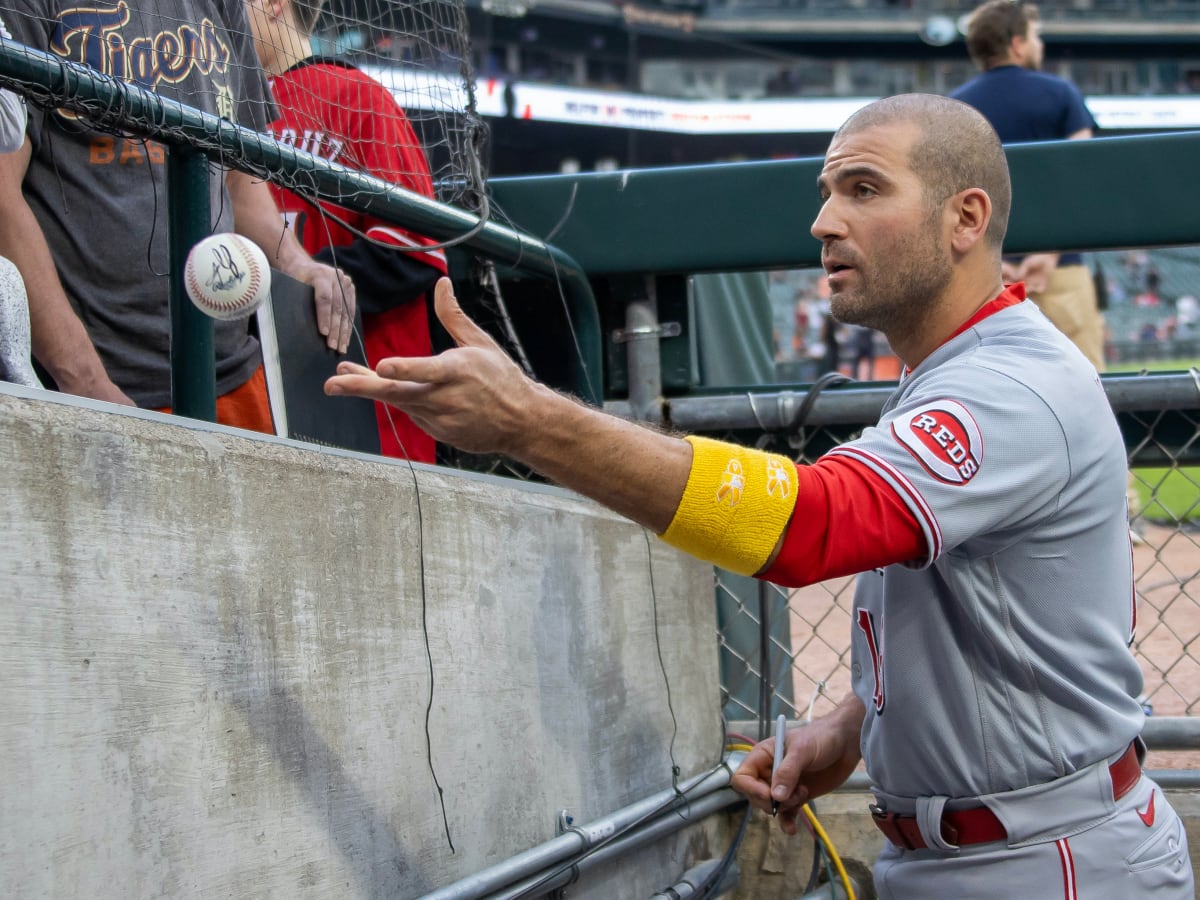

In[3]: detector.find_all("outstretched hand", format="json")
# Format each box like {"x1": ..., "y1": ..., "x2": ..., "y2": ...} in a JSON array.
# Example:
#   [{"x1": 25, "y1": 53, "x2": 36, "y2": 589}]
[
  {"x1": 730, "y1": 702, "x2": 863, "y2": 834},
  {"x1": 324, "y1": 277, "x2": 536, "y2": 455}
]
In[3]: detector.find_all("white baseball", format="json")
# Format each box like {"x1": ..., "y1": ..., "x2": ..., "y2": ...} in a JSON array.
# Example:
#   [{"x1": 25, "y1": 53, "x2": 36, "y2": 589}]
[{"x1": 183, "y1": 233, "x2": 271, "y2": 321}]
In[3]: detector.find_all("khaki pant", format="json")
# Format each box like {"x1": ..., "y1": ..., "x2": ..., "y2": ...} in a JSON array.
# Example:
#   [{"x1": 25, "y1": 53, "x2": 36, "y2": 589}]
[{"x1": 1027, "y1": 263, "x2": 1106, "y2": 371}]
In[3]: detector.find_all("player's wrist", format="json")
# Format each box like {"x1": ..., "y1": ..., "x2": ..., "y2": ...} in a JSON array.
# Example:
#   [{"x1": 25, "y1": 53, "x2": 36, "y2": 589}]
[
  {"x1": 501, "y1": 380, "x2": 575, "y2": 459},
  {"x1": 659, "y1": 436, "x2": 798, "y2": 576}
]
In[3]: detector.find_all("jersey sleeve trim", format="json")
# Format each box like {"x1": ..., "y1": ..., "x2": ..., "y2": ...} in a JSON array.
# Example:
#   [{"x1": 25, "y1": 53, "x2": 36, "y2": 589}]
[
  {"x1": 826, "y1": 445, "x2": 942, "y2": 566},
  {"x1": 759, "y1": 454, "x2": 927, "y2": 586}
]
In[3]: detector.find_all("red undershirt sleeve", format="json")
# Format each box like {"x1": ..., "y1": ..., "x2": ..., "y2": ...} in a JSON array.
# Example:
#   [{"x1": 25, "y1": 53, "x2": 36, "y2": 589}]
[{"x1": 761, "y1": 454, "x2": 926, "y2": 588}]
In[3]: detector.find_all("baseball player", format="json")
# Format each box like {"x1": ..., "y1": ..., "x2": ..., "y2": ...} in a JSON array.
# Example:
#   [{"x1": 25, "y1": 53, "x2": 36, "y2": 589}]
[
  {"x1": 244, "y1": 0, "x2": 447, "y2": 461},
  {"x1": 324, "y1": 94, "x2": 1193, "y2": 896}
]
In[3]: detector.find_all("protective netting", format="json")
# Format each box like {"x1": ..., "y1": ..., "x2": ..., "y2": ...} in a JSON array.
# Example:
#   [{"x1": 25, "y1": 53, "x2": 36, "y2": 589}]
[{"x1": 0, "y1": 0, "x2": 487, "y2": 218}]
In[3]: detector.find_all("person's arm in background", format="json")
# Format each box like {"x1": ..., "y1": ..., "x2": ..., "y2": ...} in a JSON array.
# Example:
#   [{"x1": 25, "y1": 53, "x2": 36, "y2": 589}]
[
  {"x1": 0, "y1": 139, "x2": 133, "y2": 405},
  {"x1": 0, "y1": 14, "x2": 23, "y2": 154},
  {"x1": 1009, "y1": 252, "x2": 1059, "y2": 292},
  {"x1": 226, "y1": 162, "x2": 357, "y2": 353},
  {"x1": 0, "y1": 89, "x2": 25, "y2": 154},
  {"x1": 1009, "y1": 96, "x2": 1094, "y2": 288}
]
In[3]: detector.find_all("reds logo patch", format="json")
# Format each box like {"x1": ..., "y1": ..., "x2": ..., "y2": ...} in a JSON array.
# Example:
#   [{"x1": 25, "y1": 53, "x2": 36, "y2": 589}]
[{"x1": 892, "y1": 400, "x2": 983, "y2": 485}]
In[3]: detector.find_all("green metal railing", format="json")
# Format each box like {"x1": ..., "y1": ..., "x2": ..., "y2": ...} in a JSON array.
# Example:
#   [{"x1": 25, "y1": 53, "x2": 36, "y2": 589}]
[
  {"x1": 490, "y1": 131, "x2": 1200, "y2": 276},
  {"x1": 0, "y1": 38, "x2": 604, "y2": 410},
  {"x1": 166, "y1": 148, "x2": 217, "y2": 419}
]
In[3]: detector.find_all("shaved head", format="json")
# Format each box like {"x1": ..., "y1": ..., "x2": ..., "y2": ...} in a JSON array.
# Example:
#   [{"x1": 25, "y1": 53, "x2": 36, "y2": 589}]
[{"x1": 836, "y1": 93, "x2": 1012, "y2": 249}]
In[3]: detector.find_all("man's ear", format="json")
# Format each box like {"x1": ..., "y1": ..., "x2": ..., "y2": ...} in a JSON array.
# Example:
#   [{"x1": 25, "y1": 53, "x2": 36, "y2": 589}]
[
  {"x1": 1009, "y1": 33, "x2": 1028, "y2": 65},
  {"x1": 949, "y1": 187, "x2": 991, "y2": 254}
]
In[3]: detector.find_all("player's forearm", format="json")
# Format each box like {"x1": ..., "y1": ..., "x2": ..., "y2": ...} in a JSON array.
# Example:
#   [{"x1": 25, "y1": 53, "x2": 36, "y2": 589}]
[{"x1": 504, "y1": 381, "x2": 692, "y2": 534}]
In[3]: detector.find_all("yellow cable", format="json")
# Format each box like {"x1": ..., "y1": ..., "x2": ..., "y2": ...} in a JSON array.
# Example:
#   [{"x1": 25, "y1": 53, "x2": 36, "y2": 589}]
[
  {"x1": 717, "y1": 748, "x2": 855, "y2": 900},
  {"x1": 802, "y1": 804, "x2": 856, "y2": 900}
]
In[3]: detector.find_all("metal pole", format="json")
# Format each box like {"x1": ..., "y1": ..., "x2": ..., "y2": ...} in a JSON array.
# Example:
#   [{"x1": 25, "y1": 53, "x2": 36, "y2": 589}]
[
  {"x1": 622, "y1": 371, "x2": 1200, "y2": 433},
  {"x1": 166, "y1": 145, "x2": 215, "y2": 421},
  {"x1": 1143, "y1": 715, "x2": 1200, "y2": 749},
  {"x1": 625, "y1": 276, "x2": 662, "y2": 422},
  {"x1": 489, "y1": 790, "x2": 744, "y2": 900},
  {"x1": 421, "y1": 758, "x2": 743, "y2": 900}
]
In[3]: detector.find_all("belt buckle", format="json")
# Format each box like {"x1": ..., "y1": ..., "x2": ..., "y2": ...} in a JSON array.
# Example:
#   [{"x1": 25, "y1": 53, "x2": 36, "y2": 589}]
[{"x1": 870, "y1": 804, "x2": 918, "y2": 851}]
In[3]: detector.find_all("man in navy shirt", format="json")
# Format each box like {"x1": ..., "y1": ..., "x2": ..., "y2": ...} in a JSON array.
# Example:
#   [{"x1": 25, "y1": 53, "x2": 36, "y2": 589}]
[{"x1": 952, "y1": 0, "x2": 1104, "y2": 371}]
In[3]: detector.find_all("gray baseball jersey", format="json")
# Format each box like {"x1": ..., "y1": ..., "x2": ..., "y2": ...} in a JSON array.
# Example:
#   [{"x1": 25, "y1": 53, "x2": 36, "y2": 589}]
[
  {"x1": 829, "y1": 295, "x2": 1191, "y2": 896},
  {"x1": 834, "y1": 297, "x2": 1141, "y2": 799}
]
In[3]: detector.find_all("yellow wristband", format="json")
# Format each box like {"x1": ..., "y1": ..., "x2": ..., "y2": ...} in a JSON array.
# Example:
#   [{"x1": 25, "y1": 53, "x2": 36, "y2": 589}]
[{"x1": 660, "y1": 436, "x2": 799, "y2": 576}]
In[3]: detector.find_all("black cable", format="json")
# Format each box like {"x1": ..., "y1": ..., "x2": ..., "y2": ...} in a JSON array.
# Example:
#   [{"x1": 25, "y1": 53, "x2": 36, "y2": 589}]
[
  {"x1": 645, "y1": 531, "x2": 683, "y2": 792},
  {"x1": 775, "y1": 369, "x2": 853, "y2": 462},
  {"x1": 694, "y1": 800, "x2": 752, "y2": 900},
  {"x1": 282, "y1": 214, "x2": 456, "y2": 852},
  {"x1": 790, "y1": 371, "x2": 852, "y2": 435},
  {"x1": 757, "y1": 578, "x2": 772, "y2": 743}
]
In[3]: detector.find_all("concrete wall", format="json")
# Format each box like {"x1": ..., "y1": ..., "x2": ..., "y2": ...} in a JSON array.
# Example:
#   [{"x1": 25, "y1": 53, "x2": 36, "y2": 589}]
[{"x1": 0, "y1": 386, "x2": 732, "y2": 898}]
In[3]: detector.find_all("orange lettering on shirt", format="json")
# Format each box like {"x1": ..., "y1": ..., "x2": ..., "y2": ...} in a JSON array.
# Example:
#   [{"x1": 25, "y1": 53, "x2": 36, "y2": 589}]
[
  {"x1": 90, "y1": 135, "x2": 115, "y2": 164},
  {"x1": 119, "y1": 140, "x2": 146, "y2": 164}
]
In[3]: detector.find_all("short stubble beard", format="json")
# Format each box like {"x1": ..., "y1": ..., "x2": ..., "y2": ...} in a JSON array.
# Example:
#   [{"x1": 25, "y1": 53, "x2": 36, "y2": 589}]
[{"x1": 829, "y1": 210, "x2": 953, "y2": 343}]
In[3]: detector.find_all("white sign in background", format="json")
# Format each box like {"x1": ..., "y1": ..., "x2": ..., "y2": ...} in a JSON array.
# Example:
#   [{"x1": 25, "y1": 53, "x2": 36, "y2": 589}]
[{"x1": 363, "y1": 67, "x2": 1200, "y2": 134}]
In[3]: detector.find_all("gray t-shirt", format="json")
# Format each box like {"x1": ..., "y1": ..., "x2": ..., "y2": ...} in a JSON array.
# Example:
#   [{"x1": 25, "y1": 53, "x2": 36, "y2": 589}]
[
  {"x1": 831, "y1": 300, "x2": 1143, "y2": 800},
  {"x1": 0, "y1": 88, "x2": 25, "y2": 153},
  {"x1": 0, "y1": 14, "x2": 26, "y2": 153},
  {"x1": 7, "y1": 0, "x2": 273, "y2": 406}
]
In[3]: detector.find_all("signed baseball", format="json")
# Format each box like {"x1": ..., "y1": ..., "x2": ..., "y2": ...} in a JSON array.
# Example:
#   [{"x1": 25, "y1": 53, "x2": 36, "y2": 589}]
[{"x1": 183, "y1": 233, "x2": 271, "y2": 321}]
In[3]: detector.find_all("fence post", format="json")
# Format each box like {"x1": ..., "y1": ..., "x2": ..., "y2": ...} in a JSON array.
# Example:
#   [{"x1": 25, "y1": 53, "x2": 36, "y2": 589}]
[{"x1": 167, "y1": 146, "x2": 216, "y2": 421}]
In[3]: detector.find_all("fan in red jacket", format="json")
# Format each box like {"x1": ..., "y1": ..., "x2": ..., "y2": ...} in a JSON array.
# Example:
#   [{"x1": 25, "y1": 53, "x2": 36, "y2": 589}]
[{"x1": 246, "y1": 0, "x2": 446, "y2": 461}]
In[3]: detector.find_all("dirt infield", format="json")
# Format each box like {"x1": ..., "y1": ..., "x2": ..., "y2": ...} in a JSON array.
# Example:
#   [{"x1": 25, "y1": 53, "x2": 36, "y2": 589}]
[{"x1": 1133, "y1": 521, "x2": 1200, "y2": 770}]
